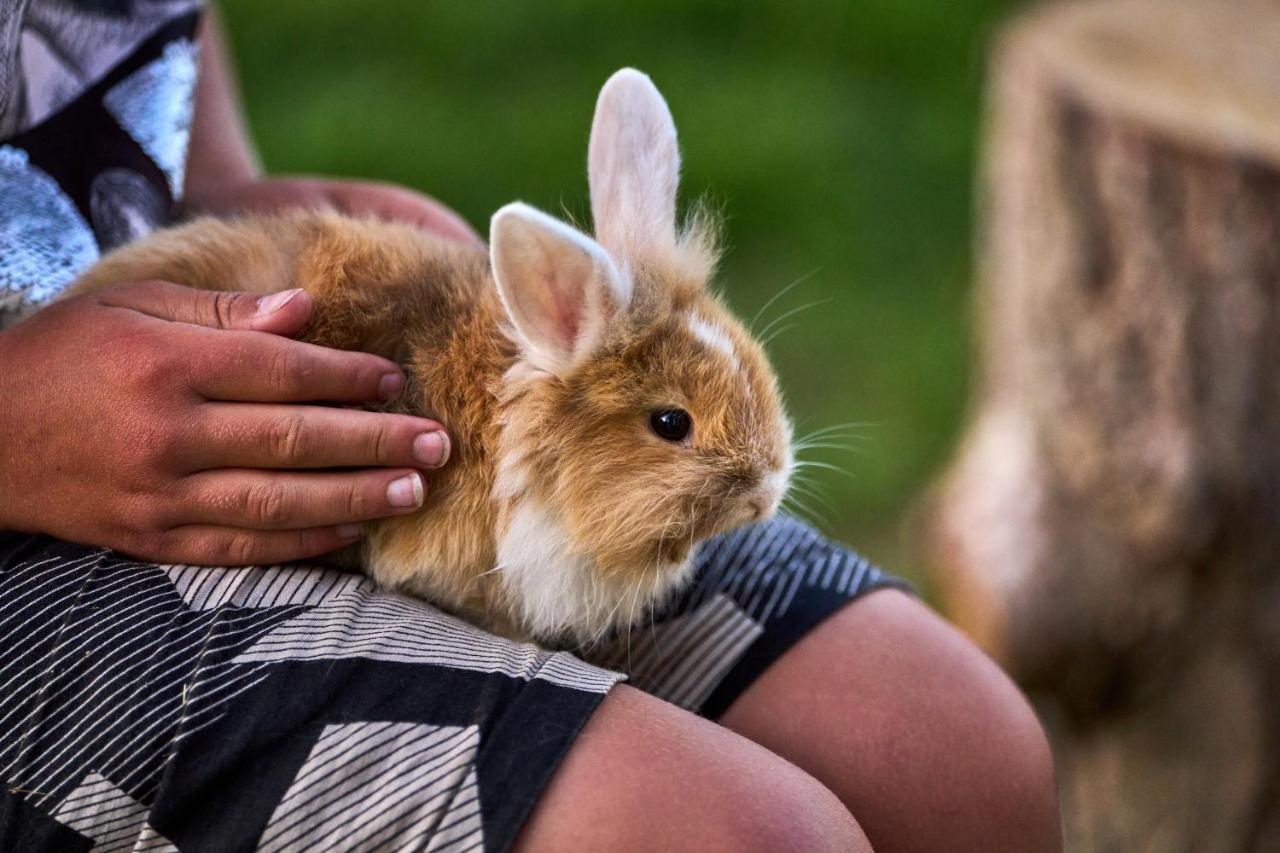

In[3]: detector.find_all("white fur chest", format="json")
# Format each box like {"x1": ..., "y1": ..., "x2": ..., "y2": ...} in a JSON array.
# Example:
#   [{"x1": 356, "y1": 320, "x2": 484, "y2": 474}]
[{"x1": 495, "y1": 498, "x2": 695, "y2": 644}]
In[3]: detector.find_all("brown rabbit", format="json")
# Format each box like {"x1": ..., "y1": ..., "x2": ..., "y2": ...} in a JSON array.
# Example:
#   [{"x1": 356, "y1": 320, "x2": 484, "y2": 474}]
[{"x1": 69, "y1": 69, "x2": 794, "y2": 645}]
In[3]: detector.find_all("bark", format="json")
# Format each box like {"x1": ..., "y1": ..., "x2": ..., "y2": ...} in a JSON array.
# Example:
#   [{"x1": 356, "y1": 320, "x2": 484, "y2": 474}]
[{"x1": 927, "y1": 1, "x2": 1280, "y2": 849}]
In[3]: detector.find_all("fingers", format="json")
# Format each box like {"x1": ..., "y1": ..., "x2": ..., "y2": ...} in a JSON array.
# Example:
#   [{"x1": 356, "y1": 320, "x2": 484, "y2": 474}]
[
  {"x1": 97, "y1": 281, "x2": 409, "y2": 404},
  {"x1": 391, "y1": 198, "x2": 483, "y2": 246},
  {"x1": 329, "y1": 182, "x2": 483, "y2": 246},
  {"x1": 180, "y1": 468, "x2": 427, "y2": 531},
  {"x1": 95, "y1": 280, "x2": 313, "y2": 335},
  {"x1": 139, "y1": 524, "x2": 365, "y2": 566},
  {"x1": 189, "y1": 332, "x2": 407, "y2": 403},
  {"x1": 192, "y1": 403, "x2": 450, "y2": 471}
]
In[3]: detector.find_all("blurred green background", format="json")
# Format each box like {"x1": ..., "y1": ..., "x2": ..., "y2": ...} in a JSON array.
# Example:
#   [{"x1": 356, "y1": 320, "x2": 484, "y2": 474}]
[{"x1": 219, "y1": 0, "x2": 1019, "y2": 588}]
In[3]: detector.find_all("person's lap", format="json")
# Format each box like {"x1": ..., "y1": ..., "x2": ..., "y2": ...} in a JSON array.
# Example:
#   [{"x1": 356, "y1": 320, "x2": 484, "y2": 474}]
[
  {"x1": 0, "y1": 517, "x2": 1057, "y2": 851},
  {"x1": 522, "y1": 585, "x2": 1062, "y2": 852}
]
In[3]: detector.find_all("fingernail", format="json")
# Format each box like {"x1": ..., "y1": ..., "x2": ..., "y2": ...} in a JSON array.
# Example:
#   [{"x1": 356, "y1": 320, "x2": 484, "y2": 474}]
[
  {"x1": 336, "y1": 523, "x2": 363, "y2": 540},
  {"x1": 413, "y1": 431, "x2": 450, "y2": 467},
  {"x1": 379, "y1": 372, "x2": 405, "y2": 399},
  {"x1": 387, "y1": 473, "x2": 424, "y2": 508},
  {"x1": 256, "y1": 288, "x2": 303, "y2": 316}
]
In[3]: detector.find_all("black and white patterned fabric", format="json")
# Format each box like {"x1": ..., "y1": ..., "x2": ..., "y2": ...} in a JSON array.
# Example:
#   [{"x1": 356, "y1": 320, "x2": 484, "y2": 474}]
[
  {"x1": 0, "y1": 0, "x2": 202, "y2": 326},
  {"x1": 0, "y1": 517, "x2": 904, "y2": 851}
]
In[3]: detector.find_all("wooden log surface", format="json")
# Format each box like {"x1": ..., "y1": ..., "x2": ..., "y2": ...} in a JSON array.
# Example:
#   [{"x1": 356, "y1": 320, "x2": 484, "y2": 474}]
[{"x1": 927, "y1": 1, "x2": 1280, "y2": 849}]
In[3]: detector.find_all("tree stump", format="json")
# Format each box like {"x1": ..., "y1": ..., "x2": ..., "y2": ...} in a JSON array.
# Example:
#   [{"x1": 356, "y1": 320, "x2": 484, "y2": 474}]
[{"x1": 927, "y1": 1, "x2": 1280, "y2": 849}]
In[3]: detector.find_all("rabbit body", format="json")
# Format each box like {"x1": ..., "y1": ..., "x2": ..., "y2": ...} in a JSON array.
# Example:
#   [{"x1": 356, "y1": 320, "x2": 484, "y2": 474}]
[{"x1": 68, "y1": 70, "x2": 794, "y2": 645}]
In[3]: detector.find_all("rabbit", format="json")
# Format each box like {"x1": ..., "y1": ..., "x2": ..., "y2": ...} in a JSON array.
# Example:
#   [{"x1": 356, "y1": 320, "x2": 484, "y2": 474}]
[{"x1": 68, "y1": 69, "x2": 795, "y2": 646}]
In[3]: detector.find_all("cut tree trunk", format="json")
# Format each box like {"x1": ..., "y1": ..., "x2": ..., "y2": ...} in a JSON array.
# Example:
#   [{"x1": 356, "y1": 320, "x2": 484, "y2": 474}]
[{"x1": 926, "y1": 1, "x2": 1280, "y2": 850}]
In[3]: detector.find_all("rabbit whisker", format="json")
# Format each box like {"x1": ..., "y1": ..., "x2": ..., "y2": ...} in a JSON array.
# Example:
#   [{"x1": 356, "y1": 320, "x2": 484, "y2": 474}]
[
  {"x1": 757, "y1": 298, "x2": 832, "y2": 346},
  {"x1": 750, "y1": 268, "x2": 820, "y2": 332}
]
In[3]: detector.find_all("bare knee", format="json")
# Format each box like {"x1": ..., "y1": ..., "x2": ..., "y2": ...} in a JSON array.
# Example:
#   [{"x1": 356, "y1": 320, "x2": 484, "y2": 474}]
[
  {"x1": 944, "y1": 656, "x2": 1061, "y2": 853},
  {"x1": 514, "y1": 685, "x2": 870, "y2": 852},
  {"x1": 736, "y1": 763, "x2": 869, "y2": 853},
  {"x1": 905, "y1": 601, "x2": 1062, "y2": 853},
  {"x1": 720, "y1": 590, "x2": 1061, "y2": 853}
]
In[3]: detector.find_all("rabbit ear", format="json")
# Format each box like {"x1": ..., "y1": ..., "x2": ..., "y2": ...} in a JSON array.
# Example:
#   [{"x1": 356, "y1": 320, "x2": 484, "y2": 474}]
[
  {"x1": 490, "y1": 202, "x2": 628, "y2": 376},
  {"x1": 588, "y1": 68, "x2": 680, "y2": 264}
]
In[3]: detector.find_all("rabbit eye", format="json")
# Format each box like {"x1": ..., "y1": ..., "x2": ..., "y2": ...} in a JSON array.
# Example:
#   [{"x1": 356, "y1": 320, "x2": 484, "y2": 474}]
[{"x1": 650, "y1": 409, "x2": 692, "y2": 442}]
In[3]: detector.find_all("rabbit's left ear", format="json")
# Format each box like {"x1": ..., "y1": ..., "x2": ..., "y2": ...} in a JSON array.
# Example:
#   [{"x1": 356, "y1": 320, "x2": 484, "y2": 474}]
[
  {"x1": 588, "y1": 68, "x2": 680, "y2": 265},
  {"x1": 490, "y1": 202, "x2": 628, "y2": 376}
]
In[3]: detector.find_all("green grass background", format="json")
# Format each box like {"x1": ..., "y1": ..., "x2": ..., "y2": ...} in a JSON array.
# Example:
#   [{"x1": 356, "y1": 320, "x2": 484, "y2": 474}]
[{"x1": 219, "y1": 0, "x2": 1020, "y2": 588}]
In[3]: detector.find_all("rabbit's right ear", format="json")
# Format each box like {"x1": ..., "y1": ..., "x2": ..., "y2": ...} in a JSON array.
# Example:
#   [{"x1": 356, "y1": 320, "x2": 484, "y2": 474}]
[
  {"x1": 588, "y1": 68, "x2": 680, "y2": 266},
  {"x1": 490, "y1": 202, "x2": 628, "y2": 376}
]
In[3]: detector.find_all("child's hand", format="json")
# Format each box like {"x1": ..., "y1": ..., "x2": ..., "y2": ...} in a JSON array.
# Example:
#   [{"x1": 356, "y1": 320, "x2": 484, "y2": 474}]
[
  {"x1": 0, "y1": 281, "x2": 451, "y2": 565},
  {"x1": 185, "y1": 177, "x2": 483, "y2": 247}
]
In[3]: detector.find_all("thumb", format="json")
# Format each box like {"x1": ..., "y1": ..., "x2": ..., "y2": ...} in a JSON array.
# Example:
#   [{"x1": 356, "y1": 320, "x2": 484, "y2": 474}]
[{"x1": 97, "y1": 280, "x2": 312, "y2": 335}]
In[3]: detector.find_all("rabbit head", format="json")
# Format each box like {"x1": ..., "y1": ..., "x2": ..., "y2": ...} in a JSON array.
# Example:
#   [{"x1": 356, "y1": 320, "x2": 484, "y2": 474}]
[{"x1": 488, "y1": 69, "x2": 793, "y2": 644}]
